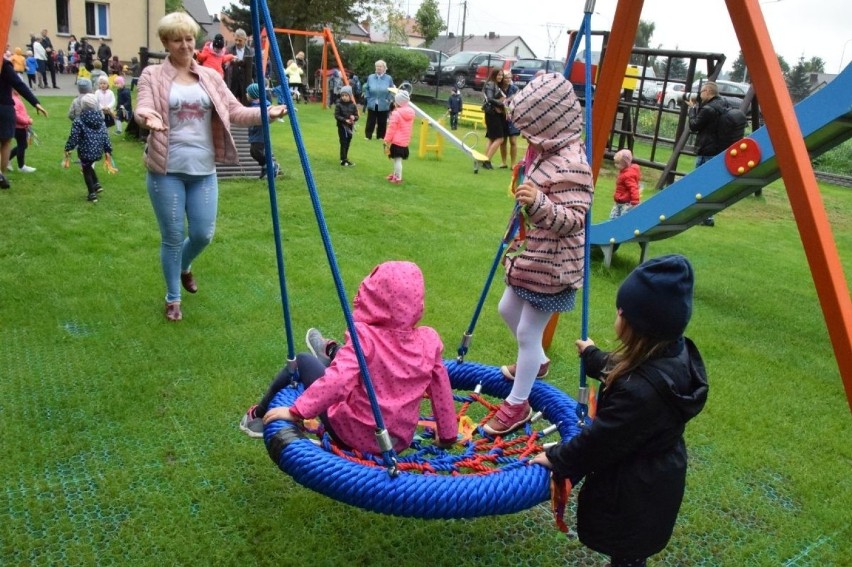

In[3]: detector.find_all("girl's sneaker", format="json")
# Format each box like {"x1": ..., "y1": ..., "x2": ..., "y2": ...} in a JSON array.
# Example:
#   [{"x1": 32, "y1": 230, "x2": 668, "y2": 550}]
[
  {"x1": 87, "y1": 192, "x2": 98, "y2": 202},
  {"x1": 19, "y1": 165, "x2": 37, "y2": 173},
  {"x1": 390, "y1": 177, "x2": 402, "y2": 184},
  {"x1": 385, "y1": 173, "x2": 396, "y2": 180},
  {"x1": 239, "y1": 405, "x2": 264, "y2": 439},
  {"x1": 305, "y1": 328, "x2": 339, "y2": 366},
  {"x1": 483, "y1": 400, "x2": 533, "y2": 436}
]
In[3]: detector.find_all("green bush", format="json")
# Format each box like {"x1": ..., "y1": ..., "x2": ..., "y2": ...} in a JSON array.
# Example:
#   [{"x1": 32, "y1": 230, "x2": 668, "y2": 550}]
[{"x1": 307, "y1": 42, "x2": 430, "y2": 86}]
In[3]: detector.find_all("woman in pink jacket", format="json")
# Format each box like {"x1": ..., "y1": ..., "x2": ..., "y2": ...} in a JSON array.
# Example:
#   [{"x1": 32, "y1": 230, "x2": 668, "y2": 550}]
[
  {"x1": 135, "y1": 12, "x2": 286, "y2": 322},
  {"x1": 382, "y1": 90, "x2": 415, "y2": 184},
  {"x1": 240, "y1": 261, "x2": 459, "y2": 454}
]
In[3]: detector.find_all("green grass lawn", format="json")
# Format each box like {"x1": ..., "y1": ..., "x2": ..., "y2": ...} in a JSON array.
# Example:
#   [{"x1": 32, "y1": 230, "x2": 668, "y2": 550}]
[{"x1": 1, "y1": 96, "x2": 850, "y2": 566}]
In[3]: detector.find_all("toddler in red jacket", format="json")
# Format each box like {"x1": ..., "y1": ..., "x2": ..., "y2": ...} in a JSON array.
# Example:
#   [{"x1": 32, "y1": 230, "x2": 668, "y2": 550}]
[{"x1": 610, "y1": 149, "x2": 641, "y2": 219}]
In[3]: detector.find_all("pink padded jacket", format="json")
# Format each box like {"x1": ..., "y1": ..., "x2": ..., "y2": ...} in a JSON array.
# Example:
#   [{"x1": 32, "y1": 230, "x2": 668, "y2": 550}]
[
  {"x1": 383, "y1": 104, "x2": 415, "y2": 148},
  {"x1": 291, "y1": 261, "x2": 458, "y2": 454},
  {"x1": 134, "y1": 57, "x2": 263, "y2": 174}
]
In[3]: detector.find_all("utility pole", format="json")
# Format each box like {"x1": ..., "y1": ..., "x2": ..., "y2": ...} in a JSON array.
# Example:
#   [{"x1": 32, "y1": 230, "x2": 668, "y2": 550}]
[{"x1": 460, "y1": 1, "x2": 467, "y2": 50}]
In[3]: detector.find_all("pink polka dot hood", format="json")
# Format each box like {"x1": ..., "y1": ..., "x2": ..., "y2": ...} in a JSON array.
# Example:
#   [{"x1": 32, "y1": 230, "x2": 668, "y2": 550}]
[{"x1": 292, "y1": 261, "x2": 458, "y2": 454}]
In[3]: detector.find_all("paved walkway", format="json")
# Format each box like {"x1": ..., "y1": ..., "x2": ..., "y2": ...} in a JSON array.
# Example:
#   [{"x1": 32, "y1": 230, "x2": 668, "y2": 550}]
[{"x1": 26, "y1": 72, "x2": 112, "y2": 97}]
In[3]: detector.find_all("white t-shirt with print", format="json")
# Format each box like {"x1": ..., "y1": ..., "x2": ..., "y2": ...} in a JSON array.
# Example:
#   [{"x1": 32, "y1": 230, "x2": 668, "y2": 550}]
[{"x1": 167, "y1": 82, "x2": 215, "y2": 175}]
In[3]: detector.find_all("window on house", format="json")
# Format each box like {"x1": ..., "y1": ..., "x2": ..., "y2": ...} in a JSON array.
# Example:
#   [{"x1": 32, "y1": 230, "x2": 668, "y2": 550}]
[
  {"x1": 85, "y1": 2, "x2": 109, "y2": 37},
  {"x1": 56, "y1": 0, "x2": 70, "y2": 34}
]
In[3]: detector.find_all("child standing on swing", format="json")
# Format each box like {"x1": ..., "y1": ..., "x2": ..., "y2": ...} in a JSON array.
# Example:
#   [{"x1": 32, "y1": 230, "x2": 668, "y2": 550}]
[
  {"x1": 484, "y1": 73, "x2": 594, "y2": 436},
  {"x1": 532, "y1": 254, "x2": 708, "y2": 566},
  {"x1": 239, "y1": 261, "x2": 458, "y2": 453}
]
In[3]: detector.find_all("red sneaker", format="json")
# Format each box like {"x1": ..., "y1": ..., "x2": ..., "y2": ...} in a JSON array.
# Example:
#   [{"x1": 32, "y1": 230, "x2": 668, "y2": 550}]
[
  {"x1": 500, "y1": 360, "x2": 550, "y2": 381},
  {"x1": 483, "y1": 400, "x2": 533, "y2": 436}
]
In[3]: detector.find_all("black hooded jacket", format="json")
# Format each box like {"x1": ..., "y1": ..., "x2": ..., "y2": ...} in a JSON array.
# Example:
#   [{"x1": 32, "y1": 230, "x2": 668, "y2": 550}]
[{"x1": 545, "y1": 337, "x2": 708, "y2": 558}]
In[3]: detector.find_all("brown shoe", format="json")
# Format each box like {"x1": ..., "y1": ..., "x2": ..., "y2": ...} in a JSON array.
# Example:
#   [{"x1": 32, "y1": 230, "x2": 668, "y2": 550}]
[
  {"x1": 180, "y1": 271, "x2": 198, "y2": 293},
  {"x1": 165, "y1": 302, "x2": 182, "y2": 321},
  {"x1": 500, "y1": 360, "x2": 550, "y2": 381}
]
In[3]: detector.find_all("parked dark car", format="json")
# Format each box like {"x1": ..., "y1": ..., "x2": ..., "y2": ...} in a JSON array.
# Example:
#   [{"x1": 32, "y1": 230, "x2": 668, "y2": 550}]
[
  {"x1": 423, "y1": 51, "x2": 506, "y2": 89},
  {"x1": 403, "y1": 47, "x2": 450, "y2": 66},
  {"x1": 472, "y1": 57, "x2": 516, "y2": 90},
  {"x1": 403, "y1": 47, "x2": 450, "y2": 83},
  {"x1": 510, "y1": 58, "x2": 565, "y2": 87}
]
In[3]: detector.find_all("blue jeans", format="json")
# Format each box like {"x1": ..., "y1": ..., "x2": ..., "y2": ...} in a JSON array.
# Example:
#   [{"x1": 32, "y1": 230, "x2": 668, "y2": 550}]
[{"x1": 147, "y1": 172, "x2": 218, "y2": 303}]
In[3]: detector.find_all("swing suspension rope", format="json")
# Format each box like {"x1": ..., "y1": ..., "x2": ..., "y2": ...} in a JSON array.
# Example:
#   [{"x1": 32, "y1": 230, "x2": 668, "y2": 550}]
[
  {"x1": 248, "y1": 0, "x2": 399, "y2": 474},
  {"x1": 456, "y1": 2, "x2": 597, "y2": 427},
  {"x1": 248, "y1": 0, "x2": 592, "y2": 520},
  {"x1": 560, "y1": 1, "x2": 597, "y2": 425}
]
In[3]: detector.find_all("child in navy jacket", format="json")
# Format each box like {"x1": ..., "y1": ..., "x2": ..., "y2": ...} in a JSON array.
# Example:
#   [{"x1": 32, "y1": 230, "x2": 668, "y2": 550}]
[
  {"x1": 64, "y1": 94, "x2": 115, "y2": 202},
  {"x1": 334, "y1": 85, "x2": 358, "y2": 166},
  {"x1": 447, "y1": 87, "x2": 462, "y2": 130},
  {"x1": 245, "y1": 83, "x2": 279, "y2": 179}
]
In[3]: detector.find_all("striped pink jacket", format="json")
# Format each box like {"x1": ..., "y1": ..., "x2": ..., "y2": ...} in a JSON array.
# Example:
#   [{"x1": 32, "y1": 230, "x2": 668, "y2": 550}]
[{"x1": 505, "y1": 73, "x2": 595, "y2": 295}]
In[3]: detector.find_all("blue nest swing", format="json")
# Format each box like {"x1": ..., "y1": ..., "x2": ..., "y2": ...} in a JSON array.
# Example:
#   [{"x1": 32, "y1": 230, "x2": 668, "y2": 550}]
[
  {"x1": 247, "y1": 0, "x2": 597, "y2": 520},
  {"x1": 263, "y1": 360, "x2": 581, "y2": 519}
]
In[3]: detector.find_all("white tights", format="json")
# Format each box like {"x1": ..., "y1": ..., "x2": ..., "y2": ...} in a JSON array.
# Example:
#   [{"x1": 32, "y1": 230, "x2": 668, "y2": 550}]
[
  {"x1": 498, "y1": 287, "x2": 552, "y2": 404},
  {"x1": 393, "y1": 157, "x2": 403, "y2": 179}
]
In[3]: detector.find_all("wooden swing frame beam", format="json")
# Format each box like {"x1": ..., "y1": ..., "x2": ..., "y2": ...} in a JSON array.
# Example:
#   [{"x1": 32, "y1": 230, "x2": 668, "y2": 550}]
[
  {"x1": 269, "y1": 27, "x2": 349, "y2": 109},
  {"x1": 582, "y1": 0, "x2": 852, "y2": 410}
]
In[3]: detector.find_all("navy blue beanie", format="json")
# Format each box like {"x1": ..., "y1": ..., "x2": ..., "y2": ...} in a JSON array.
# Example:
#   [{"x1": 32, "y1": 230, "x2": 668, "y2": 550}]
[{"x1": 616, "y1": 254, "x2": 694, "y2": 340}]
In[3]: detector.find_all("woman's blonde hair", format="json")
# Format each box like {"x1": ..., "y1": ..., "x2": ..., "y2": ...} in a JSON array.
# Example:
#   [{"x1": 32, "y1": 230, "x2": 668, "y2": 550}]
[{"x1": 157, "y1": 12, "x2": 200, "y2": 42}]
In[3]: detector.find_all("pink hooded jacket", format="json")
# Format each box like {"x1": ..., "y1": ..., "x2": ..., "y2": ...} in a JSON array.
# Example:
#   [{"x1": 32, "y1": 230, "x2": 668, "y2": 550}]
[
  {"x1": 383, "y1": 103, "x2": 415, "y2": 148},
  {"x1": 291, "y1": 261, "x2": 458, "y2": 454},
  {"x1": 505, "y1": 73, "x2": 594, "y2": 295},
  {"x1": 134, "y1": 57, "x2": 263, "y2": 174}
]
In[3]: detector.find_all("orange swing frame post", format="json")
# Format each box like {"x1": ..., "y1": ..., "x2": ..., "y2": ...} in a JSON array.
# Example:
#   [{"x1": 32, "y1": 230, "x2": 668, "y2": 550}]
[
  {"x1": 543, "y1": 0, "x2": 852, "y2": 410},
  {"x1": 270, "y1": 27, "x2": 349, "y2": 109}
]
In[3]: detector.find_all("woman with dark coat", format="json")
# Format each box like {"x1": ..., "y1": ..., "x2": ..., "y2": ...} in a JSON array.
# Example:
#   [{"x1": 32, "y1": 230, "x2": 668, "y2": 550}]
[
  {"x1": 0, "y1": 59, "x2": 48, "y2": 189},
  {"x1": 481, "y1": 67, "x2": 508, "y2": 169}
]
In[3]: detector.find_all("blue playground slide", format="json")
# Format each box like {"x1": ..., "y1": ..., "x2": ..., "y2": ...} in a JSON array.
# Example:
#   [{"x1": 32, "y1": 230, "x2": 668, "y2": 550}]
[{"x1": 591, "y1": 64, "x2": 852, "y2": 265}]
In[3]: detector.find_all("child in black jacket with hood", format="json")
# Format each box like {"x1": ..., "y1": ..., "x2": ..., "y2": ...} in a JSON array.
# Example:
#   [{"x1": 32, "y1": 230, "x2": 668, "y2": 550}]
[
  {"x1": 334, "y1": 85, "x2": 358, "y2": 166},
  {"x1": 532, "y1": 254, "x2": 708, "y2": 567},
  {"x1": 64, "y1": 93, "x2": 115, "y2": 202}
]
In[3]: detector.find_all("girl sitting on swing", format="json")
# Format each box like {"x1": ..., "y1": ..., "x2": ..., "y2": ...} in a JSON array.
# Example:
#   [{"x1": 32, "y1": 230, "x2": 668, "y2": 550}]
[{"x1": 240, "y1": 261, "x2": 458, "y2": 453}]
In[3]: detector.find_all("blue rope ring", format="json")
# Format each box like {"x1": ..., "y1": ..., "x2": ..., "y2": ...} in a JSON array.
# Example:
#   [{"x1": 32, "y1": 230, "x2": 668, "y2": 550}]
[{"x1": 264, "y1": 360, "x2": 581, "y2": 519}]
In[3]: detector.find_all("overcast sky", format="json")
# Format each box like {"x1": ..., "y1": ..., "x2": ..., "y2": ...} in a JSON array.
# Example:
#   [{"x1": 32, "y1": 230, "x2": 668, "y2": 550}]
[{"x1": 204, "y1": 0, "x2": 851, "y2": 74}]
